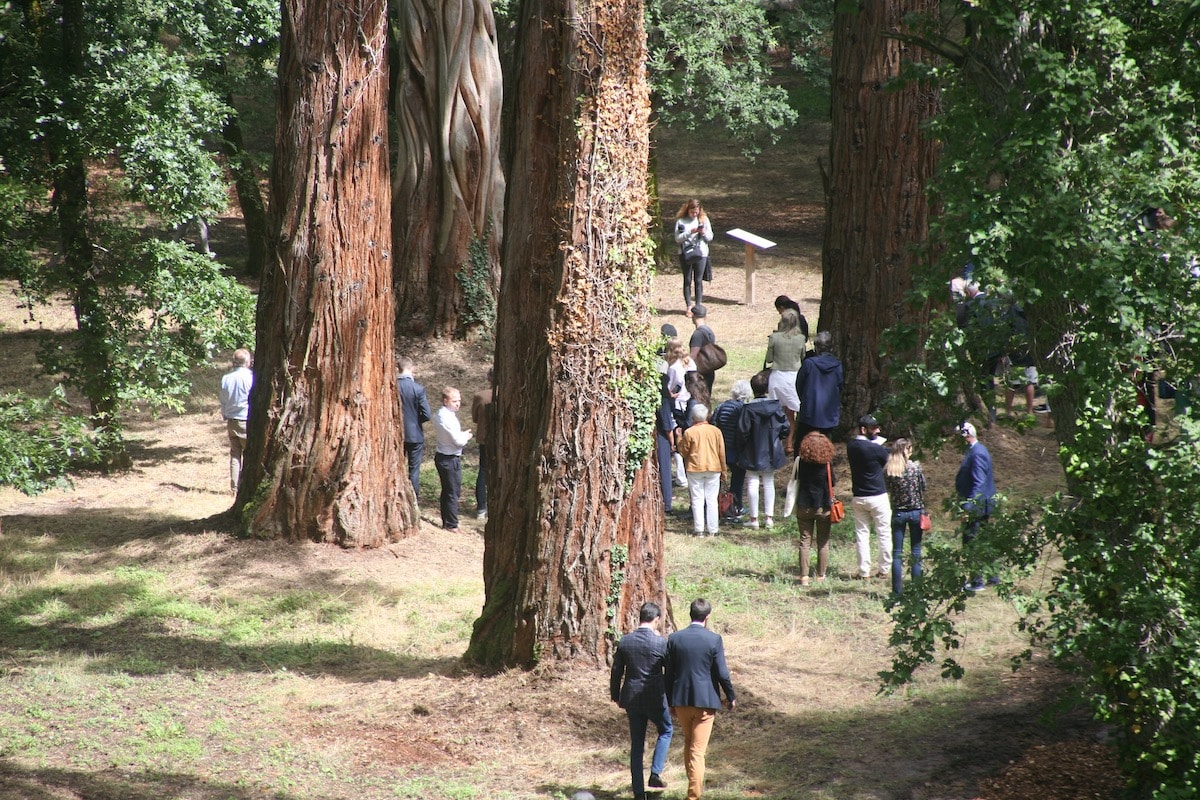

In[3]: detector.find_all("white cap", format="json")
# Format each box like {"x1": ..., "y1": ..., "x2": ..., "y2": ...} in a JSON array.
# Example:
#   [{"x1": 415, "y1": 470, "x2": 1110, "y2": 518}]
[{"x1": 959, "y1": 422, "x2": 977, "y2": 438}]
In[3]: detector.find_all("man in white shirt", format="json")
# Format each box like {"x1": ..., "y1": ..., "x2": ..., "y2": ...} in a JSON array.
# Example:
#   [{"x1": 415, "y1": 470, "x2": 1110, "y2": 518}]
[
  {"x1": 218, "y1": 349, "x2": 253, "y2": 493},
  {"x1": 433, "y1": 386, "x2": 473, "y2": 532}
]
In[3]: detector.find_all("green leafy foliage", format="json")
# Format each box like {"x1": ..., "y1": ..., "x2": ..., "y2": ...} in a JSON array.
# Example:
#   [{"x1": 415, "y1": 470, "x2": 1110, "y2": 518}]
[
  {"x1": 881, "y1": 3, "x2": 1200, "y2": 795},
  {"x1": 0, "y1": 0, "x2": 263, "y2": 466},
  {"x1": 456, "y1": 232, "x2": 497, "y2": 340},
  {"x1": 0, "y1": 387, "x2": 114, "y2": 494},
  {"x1": 646, "y1": 0, "x2": 800, "y2": 153}
]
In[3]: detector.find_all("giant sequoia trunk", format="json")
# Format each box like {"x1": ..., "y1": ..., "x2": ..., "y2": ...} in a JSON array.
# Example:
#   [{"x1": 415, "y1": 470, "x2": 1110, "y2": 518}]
[
  {"x1": 820, "y1": 1, "x2": 940, "y2": 425},
  {"x1": 237, "y1": 0, "x2": 416, "y2": 546},
  {"x1": 465, "y1": 0, "x2": 665, "y2": 669},
  {"x1": 391, "y1": 0, "x2": 505, "y2": 337}
]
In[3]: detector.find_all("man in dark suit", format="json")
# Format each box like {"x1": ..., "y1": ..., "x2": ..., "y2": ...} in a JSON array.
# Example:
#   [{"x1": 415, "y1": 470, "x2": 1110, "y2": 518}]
[
  {"x1": 610, "y1": 602, "x2": 673, "y2": 799},
  {"x1": 665, "y1": 598, "x2": 736, "y2": 800},
  {"x1": 956, "y1": 422, "x2": 997, "y2": 592},
  {"x1": 397, "y1": 356, "x2": 433, "y2": 498}
]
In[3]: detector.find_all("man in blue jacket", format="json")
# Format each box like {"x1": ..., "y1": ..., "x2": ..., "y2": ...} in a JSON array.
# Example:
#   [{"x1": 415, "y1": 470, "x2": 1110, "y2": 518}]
[
  {"x1": 611, "y1": 602, "x2": 673, "y2": 799},
  {"x1": 665, "y1": 599, "x2": 736, "y2": 800},
  {"x1": 793, "y1": 331, "x2": 843, "y2": 443},
  {"x1": 956, "y1": 422, "x2": 997, "y2": 592}
]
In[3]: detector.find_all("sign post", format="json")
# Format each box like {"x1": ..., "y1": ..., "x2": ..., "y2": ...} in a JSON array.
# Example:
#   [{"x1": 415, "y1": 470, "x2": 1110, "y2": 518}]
[{"x1": 725, "y1": 228, "x2": 777, "y2": 306}]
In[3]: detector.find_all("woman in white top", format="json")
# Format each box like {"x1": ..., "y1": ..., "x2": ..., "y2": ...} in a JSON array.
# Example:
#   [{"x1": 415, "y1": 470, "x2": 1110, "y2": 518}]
[{"x1": 674, "y1": 198, "x2": 713, "y2": 310}]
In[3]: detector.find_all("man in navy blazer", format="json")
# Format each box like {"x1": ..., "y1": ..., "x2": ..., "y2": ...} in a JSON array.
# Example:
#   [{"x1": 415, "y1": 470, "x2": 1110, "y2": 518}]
[
  {"x1": 397, "y1": 356, "x2": 433, "y2": 497},
  {"x1": 665, "y1": 598, "x2": 736, "y2": 800},
  {"x1": 956, "y1": 422, "x2": 997, "y2": 592},
  {"x1": 611, "y1": 602, "x2": 673, "y2": 799}
]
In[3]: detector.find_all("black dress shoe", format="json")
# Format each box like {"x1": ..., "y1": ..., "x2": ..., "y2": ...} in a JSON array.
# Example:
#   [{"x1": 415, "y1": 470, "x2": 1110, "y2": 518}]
[{"x1": 648, "y1": 773, "x2": 667, "y2": 790}]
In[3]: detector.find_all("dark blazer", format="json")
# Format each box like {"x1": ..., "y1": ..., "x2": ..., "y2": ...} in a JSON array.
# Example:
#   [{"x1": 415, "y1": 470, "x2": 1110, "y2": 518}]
[
  {"x1": 665, "y1": 623, "x2": 735, "y2": 710},
  {"x1": 610, "y1": 626, "x2": 670, "y2": 712},
  {"x1": 956, "y1": 441, "x2": 996, "y2": 516},
  {"x1": 398, "y1": 375, "x2": 432, "y2": 444}
]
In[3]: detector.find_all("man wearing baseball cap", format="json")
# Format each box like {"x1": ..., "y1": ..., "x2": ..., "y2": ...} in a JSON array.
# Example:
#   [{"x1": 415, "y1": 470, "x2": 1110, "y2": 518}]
[{"x1": 955, "y1": 422, "x2": 997, "y2": 592}]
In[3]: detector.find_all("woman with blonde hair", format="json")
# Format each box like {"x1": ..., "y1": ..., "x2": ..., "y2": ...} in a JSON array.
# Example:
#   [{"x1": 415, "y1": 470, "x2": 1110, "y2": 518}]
[
  {"x1": 793, "y1": 430, "x2": 837, "y2": 586},
  {"x1": 765, "y1": 308, "x2": 807, "y2": 443},
  {"x1": 674, "y1": 198, "x2": 713, "y2": 309},
  {"x1": 884, "y1": 438, "x2": 927, "y2": 595}
]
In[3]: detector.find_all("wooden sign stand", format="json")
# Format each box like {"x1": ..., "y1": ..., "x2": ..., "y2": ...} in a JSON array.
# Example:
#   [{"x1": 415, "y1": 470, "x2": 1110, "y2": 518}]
[{"x1": 725, "y1": 228, "x2": 777, "y2": 306}]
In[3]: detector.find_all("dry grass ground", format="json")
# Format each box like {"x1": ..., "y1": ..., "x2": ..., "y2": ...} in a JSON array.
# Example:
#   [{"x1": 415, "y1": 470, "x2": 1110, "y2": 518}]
[{"x1": 0, "y1": 123, "x2": 1123, "y2": 800}]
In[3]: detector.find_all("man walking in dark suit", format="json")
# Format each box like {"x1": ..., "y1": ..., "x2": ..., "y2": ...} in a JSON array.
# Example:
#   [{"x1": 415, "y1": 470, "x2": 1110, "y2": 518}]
[
  {"x1": 397, "y1": 356, "x2": 432, "y2": 498},
  {"x1": 665, "y1": 598, "x2": 736, "y2": 800},
  {"x1": 610, "y1": 602, "x2": 673, "y2": 799}
]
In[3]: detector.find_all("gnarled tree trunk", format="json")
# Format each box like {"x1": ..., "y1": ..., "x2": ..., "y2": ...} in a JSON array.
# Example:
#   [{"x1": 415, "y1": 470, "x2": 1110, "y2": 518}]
[
  {"x1": 465, "y1": 0, "x2": 664, "y2": 669},
  {"x1": 391, "y1": 0, "x2": 505, "y2": 337},
  {"x1": 820, "y1": 1, "x2": 941, "y2": 425},
  {"x1": 237, "y1": 0, "x2": 416, "y2": 546}
]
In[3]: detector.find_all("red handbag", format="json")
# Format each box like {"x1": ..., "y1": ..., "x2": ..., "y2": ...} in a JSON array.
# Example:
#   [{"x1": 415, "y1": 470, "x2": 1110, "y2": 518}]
[{"x1": 826, "y1": 464, "x2": 845, "y2": 523}]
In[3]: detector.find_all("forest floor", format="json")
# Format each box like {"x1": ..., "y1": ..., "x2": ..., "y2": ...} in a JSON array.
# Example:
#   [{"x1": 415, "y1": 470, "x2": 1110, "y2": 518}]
[{"x1": 0, "y1": 123, "x2": 1128, "y2": 799}]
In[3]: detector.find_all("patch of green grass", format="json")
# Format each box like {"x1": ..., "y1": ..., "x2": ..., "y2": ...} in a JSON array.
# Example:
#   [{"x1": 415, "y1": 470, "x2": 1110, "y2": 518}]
[{"x1": 391, "y1": 775, "x2": 478, "y2": 800}]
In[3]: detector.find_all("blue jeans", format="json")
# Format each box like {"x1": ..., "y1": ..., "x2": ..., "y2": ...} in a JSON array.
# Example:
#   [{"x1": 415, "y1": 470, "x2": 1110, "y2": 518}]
[
  {"x1": 891, "y1": 509, "x2": 925, "y2": 595},
  {"x1": 627, "y1": 706, "x2": 673, "y2": 796}
]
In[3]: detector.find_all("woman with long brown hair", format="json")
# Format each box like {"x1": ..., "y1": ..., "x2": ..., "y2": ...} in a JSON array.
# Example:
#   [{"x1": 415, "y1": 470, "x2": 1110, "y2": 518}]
[
  {"x1": 674, "y1": 198, "x2": 713, "y2": 310},
  {"x1": 794, "y1": 430, "x2": 837, "y2": 586}
]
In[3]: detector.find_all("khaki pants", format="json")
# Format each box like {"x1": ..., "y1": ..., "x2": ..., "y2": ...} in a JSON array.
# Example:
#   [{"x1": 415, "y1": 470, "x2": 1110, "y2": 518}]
[
  {"x1": 674, "y1": 706, "x2": 716, "y2": 800},
  {"x1": 226, "y1": 418, "x2": 247, "y2": 491}
]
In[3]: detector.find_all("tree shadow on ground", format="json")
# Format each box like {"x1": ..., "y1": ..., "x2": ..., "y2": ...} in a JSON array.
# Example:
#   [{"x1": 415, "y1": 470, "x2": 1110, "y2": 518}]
[
  {"x1": 557, "y1": 665, "x2": 1104, "y2": 800},
  {"x1": 0, "y1": 760, "x2": 306, "y2": 800},
  {"x1": 0, "y1": 509, "x2": 465, "y2": 682}
]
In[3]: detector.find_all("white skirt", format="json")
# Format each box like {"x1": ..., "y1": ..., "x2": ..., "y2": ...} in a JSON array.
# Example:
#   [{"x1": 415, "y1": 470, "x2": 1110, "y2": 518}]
[{"x1": 768, "y1": 369, "x2": 799, "y2": 412}]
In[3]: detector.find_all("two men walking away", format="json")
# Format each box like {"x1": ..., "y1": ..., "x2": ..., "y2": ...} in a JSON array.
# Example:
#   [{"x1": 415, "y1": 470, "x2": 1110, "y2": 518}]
[{"x1": 611, "y1": 598, "x2": 737, "y2": 800}]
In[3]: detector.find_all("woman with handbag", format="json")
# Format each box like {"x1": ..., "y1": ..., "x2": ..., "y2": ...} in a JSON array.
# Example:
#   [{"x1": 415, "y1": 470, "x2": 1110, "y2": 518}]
[
  {"x1": 793, "y1": 430, "x2": 837, "y2": 586},
  {"x1": 884, "y1": 438, "x2": 928, "y2": 595},
  {"x1": 674, "y1": 198, "x2": 713, "y2": 310}
]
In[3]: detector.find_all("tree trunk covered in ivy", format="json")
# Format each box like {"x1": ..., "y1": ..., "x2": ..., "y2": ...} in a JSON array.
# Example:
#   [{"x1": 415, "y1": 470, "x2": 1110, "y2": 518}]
[
  {"x1": 390, "y1": 0, "x2": 505, "y2": 338},
  {"x1": 237, "y1": 0, "x2": 417, "y2": 546},
  {"x1": 820, "y1": 0, "x2": 940, "y2": 425},
  {"x1": 465, "y1": 0, "x2": 665, "y2": 669}
]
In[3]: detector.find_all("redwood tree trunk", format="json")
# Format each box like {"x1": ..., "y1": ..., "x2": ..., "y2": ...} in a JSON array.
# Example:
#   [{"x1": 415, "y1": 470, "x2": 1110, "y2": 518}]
[
  {"x1": 820, "y1": 1, "x2": 940, "y2": 424},
  {"x1": 237, "y1": 0, "x2": 416, "y2": 546},
  {"x1": 391, "y1": 0, "x2": 505, "y2": 337},
  {"x1": 465, "y1": 0, "x2": 665, "y2": 669}
]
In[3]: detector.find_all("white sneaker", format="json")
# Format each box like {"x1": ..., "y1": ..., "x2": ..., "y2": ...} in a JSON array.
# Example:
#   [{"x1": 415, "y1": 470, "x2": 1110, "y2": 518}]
[
  {"x1": 744, "y1": 518, "x2": 759, "y2": 529},
  {"x1": 765, "y1": 517, "x2": 774, "y2": 528}
]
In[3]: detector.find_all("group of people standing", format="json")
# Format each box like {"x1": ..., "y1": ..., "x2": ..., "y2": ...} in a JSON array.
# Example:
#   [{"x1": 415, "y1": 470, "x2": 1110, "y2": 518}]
[{"x1": 396, "y1": 357, "x2": 492, "y2": 532}]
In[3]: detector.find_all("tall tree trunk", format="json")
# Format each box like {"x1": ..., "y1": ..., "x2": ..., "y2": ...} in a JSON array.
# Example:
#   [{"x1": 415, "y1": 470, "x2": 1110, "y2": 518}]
[
  {"x1": 219, "y1": 97, "x2": 270, "y2": 279},
  {"x1": 237, "y1": 0, "x2": 415, "y2": 546},
  {"x1": 55, "y1": 0, "x2": 130, "y2": 467},
  {"x1": 820, "y1": 1, "x2": 941, "y2": 425},
  {"x1": 466, "y1": 0, "x2": 664, "y2": 669},
  {"x1": 391, "y1": 0, "x2": 505, "y2": 337}
]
